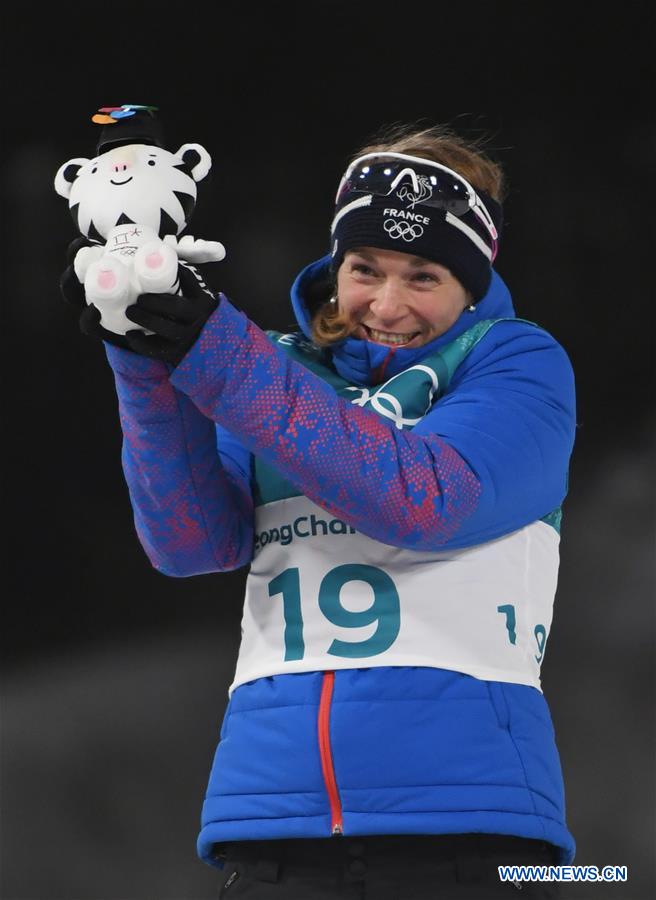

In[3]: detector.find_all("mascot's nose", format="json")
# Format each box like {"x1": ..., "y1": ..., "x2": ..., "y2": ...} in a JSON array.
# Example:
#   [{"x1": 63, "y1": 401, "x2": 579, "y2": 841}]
[{"x1": 112, "y1": 162, "x2": 131, "y2": 173}]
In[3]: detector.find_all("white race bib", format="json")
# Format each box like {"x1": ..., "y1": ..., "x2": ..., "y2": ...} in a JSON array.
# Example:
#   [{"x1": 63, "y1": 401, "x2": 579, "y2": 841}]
[{"x1": 230, "y1": 496, "x2": 559, "y2": 696}]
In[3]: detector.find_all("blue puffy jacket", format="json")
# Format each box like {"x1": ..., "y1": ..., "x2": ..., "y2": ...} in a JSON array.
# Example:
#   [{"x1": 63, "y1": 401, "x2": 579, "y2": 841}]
[{"x1": 104, "y1": 256, "x2": 577, "y2": 865}]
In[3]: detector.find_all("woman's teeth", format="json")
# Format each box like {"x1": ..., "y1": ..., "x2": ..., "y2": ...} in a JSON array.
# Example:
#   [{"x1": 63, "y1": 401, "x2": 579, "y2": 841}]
[{"x1": 365, "y1": 327, "x2": 418, "y2": 345}]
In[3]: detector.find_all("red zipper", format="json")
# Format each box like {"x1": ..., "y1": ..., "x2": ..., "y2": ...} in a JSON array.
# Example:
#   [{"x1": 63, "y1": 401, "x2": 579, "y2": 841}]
[
  {"x1": 371, "y1": 346, "x2": 398, "y2": 385},
  {"x1": 318, "y1": 671, "x2": 343, "y2": 835}
]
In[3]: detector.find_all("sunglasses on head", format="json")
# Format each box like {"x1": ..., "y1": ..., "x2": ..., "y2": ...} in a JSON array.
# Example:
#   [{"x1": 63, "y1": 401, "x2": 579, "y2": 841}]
[{"x1": 336, "y1": 152, "x2": 499, "y2": 261}]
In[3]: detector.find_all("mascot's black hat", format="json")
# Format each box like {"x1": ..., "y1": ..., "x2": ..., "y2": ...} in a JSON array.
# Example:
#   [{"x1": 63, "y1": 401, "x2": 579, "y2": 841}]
[{"x1": 92, "y1": 105, "x2": 165, "y2": 155}]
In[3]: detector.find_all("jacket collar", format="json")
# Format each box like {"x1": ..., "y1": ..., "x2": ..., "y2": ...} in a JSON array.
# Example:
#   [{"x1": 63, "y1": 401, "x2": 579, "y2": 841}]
[{"x1": 290, "y1": 254, "x2": 516, "y2": 385}]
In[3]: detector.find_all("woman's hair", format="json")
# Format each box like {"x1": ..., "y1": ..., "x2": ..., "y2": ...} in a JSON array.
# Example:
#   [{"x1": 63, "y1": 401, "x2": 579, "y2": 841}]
[{"x1": 311, "y1": 122, "x2": 506, "y2": 347}]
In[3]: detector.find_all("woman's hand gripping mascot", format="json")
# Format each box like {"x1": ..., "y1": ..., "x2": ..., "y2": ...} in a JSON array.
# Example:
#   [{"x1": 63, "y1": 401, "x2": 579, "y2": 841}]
[{"x1": 54, "y1": 104, "x2": 225, "y2": 364}]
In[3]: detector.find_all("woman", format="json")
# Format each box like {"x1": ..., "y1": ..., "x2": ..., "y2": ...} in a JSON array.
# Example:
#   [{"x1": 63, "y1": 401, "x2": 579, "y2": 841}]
[{"x1": 75, "y1": 123, "x2": 576, "y2": 897}]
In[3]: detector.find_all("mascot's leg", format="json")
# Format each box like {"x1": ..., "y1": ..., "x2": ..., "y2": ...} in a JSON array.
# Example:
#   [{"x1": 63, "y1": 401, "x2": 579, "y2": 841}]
[
  {"x1": 83, "y1": 254, "x2": 133, "y2": 334},
  {"x1": 73, "y1": 245, "x2": 105, "y2": 283},
  {"x1": 134, "y1": 241, "x2": 179, "y2": 294}
]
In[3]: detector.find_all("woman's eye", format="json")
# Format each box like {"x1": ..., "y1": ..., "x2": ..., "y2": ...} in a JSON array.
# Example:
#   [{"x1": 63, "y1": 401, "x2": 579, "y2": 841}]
[
  {"x1": 352, "y1": 263, "x2": 375, "y2": 275},
  {"x1": 413, "y1": 272, "x2": 439, "y2": 284}
]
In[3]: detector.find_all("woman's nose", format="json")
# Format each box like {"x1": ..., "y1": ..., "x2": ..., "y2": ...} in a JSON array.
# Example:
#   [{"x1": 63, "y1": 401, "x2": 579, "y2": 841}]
[{"x1": 368, "y1": 281, "x2": 407, "y2": 319}]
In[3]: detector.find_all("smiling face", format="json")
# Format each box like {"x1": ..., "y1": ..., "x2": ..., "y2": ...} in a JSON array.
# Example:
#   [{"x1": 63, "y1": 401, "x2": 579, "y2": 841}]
[
  {"x1": 335, "y1": 247, "x2": 470, "y2": 348},
  {"x1": 65, "y1": 144, "x2": 197, "y2": 240}
]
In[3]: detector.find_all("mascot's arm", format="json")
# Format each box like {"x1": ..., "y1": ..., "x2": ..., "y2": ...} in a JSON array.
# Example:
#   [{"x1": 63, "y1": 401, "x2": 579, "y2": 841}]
[
  {"x1": 105, "y1": 343, "x2": 254, "y2": 576},
  {"x1": 163, "y1": 234, "x2": 226, "y2": 264}
]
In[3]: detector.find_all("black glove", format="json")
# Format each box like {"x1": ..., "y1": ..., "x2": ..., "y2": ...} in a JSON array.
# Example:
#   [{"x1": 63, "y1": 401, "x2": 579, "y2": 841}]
[
  {"x1": 123, "y1": 264, "x2": 219, "y2": 366},
  {"x1": 60, "y1": 237, "x2": 134, "y2": 351}
]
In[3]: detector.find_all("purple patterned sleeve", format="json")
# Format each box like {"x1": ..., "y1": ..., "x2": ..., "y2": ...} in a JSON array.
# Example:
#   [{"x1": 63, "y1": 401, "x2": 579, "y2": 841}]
[
  {"x1": 105, "y1": 344, "x2": 253, "y2": 575},
  {"x1": 169, "y1": 299, "x2": 481, "y2": 550}
]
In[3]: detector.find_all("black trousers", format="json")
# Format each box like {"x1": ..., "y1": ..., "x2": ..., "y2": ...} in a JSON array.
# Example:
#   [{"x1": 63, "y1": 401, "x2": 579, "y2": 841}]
[{"x1": 215, "y1": 834, "x2": 563, "y2": 898}]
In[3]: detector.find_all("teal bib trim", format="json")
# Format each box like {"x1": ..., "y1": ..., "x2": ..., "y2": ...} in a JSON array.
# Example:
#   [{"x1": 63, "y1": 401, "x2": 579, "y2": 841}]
[{"x1": 540, "y1": 507, "x2": 562, "y2": 535}]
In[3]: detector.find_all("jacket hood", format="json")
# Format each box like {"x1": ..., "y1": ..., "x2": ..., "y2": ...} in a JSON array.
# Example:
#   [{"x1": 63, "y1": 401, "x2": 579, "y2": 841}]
[{"x1": 290, "y1": 254, "x2": 516, "y2": 385}]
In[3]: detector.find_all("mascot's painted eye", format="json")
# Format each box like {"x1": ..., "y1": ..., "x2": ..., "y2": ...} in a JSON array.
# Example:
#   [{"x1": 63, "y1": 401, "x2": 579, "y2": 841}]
[
  {"x1": 148, "y1": 160, "x2": 156, "y2": 166},
  {"x1": 92, "y1": 167, "x2": 97, "y2": 174}
]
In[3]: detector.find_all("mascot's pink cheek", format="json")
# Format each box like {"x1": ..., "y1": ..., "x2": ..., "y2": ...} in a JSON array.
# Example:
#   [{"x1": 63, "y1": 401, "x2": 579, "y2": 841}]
[
  {"x1": 146, "y1": 251, "x2": 163, "y2": 269},
  {"x1": 98, "y1": 270, "x2": 117, "y2": 289}
]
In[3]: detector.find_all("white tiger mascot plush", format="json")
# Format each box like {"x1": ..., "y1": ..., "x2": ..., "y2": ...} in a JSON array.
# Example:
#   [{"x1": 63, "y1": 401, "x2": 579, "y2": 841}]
[{"x1": 54, "y1": 105, "x2": 225, "y2": 335}]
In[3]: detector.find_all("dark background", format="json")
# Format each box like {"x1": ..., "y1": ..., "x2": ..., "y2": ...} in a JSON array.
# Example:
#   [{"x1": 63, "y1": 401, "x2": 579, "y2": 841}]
[{"x1": 2, "y1": 2, "x2": 654, "y2": 898}]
